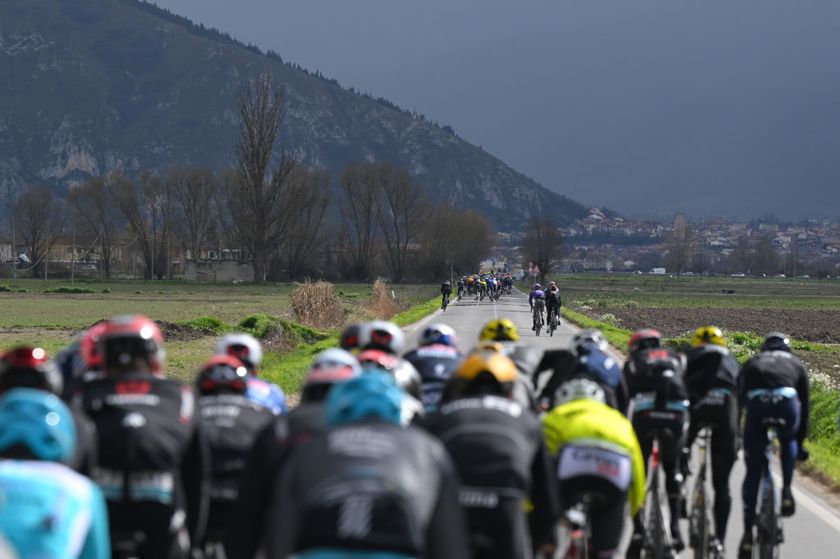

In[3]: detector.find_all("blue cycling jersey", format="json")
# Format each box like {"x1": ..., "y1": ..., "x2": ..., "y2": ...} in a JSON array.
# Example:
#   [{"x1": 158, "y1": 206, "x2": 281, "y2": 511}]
[
  {"x1": 0, "y1": 460, "x2": 110, "y2": 559},
  {"x1": 247, "y1": 377, "x2": 287, "y2": 415}
]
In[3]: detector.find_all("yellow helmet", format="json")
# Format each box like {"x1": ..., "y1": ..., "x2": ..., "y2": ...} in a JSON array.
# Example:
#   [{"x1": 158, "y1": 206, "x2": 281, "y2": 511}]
[
  {"x1": 692, "y1": 326, "x2": 726, "y2": 347},
  {"x1": 455, "y1": 351, "x2": 518, "y2": 384},
  {"x1": 479, "y1": 318, "x2": 519, "y2": 342}
]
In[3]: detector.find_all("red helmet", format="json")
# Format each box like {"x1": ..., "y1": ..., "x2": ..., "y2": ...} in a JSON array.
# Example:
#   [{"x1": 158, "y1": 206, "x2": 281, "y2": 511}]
[
  {"x1": 98, "y1": 315, "x2": 165, "y2": 374},
  {"x1": 357, "y1": 349, "x2": 400, "y2": 372},
  {"x1": 196, "y1": 355, "x2": 249, "y2": 395},
  {"x1": 628, "y1": 329, "x2": 663, "y2": 354},
  {"x1": 79, "y1": 321, "x2": 109, "y2": 371},
  {"x1": 0, "y1": 346, "x2": 63, "y2": 395}
]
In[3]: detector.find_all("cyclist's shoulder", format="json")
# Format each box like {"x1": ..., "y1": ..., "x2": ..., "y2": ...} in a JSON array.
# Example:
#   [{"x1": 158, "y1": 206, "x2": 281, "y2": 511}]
[{"x1": 1, "y1": 460, "x2": 98, "y2": 500}]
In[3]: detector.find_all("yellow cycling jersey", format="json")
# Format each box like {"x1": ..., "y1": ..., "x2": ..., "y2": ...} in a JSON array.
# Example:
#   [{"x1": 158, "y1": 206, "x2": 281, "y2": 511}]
[{"x1": 542, "y1": 398, "x2": 646, "y2": 516}]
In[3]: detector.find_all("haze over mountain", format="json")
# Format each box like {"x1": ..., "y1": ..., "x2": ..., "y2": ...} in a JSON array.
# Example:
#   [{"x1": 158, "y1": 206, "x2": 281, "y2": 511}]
[
  {"x1": 0, "y1": 0, "x2": 588, "y2": 232},
  {"x1": 153, "y1": 0, "x2": 840, "y2": 220}
]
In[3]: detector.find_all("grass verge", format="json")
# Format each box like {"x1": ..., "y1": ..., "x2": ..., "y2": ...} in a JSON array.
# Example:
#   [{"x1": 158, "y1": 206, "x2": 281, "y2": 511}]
[
  {"x1": 391, "y1": 297, "x2": 440, "y2": 327},
  {"x1": 561, "y1": 309, "x2": 840, "y2": 488}
]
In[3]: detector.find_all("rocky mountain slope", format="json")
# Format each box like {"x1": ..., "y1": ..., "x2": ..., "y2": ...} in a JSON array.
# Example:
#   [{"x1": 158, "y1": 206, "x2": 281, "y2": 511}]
[{"x1": 0, "y1": 0, "x2": 590, "y2": 231}]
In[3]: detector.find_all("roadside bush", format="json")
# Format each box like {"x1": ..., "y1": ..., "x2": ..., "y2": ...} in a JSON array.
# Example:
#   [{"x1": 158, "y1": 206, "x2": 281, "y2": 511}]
[
  {"x1": 179, "y1": 316, "x2": 228, "y2": 335},
  {"x1": 290, "y1": 280, "x2": 344, "y2": 329},
  {"x1": 0, "y1": 285, "x2": 13, "y2": 293},
  {"x1": 369, "y1": 279, "x2": 398, "y2": 319},
  {"x1": 599, "y1": 313, "x2": 621, "y2": 327},
  {"x1": 624, "y1": 300, "x2": 641, "y2": 309},
  {"x1": 44, "y1": 286, "x2": 96, "y2": 294},
  {"x1": 101, "y1": 288, "x2": 111, "y2": 294}
]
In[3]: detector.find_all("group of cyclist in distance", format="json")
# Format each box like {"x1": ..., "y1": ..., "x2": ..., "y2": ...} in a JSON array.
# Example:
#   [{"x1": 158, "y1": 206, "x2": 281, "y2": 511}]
[
  {"x1": 440, "y1": 273, "x2": 515, "y2": 310},
  {"x1": 0, "y1": 291, "x2": 814, "y2": 559}
]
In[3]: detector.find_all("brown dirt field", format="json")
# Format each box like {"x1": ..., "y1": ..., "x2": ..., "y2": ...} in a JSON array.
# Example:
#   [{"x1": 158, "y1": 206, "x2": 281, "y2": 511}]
[{"x1": 601, "y1": 307, "x2": 840, "y2": 343}]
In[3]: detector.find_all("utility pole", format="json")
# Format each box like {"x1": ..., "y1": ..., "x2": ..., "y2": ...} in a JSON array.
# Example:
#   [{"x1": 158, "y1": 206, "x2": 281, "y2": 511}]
[
  {"x1": 70, "y1": 220, "x2": 75, "y2": 283},
  {"x1": 11, "y1": 214, "x2": 16, "y2": 281}
]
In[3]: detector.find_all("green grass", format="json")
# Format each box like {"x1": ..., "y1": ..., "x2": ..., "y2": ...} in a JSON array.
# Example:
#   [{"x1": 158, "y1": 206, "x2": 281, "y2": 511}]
[{"x1": 392, "y1": 297, "x2": 441, "y2": 327}]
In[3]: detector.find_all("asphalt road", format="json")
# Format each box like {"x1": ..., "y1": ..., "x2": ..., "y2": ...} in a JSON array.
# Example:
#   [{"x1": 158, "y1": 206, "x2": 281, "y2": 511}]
[{"x1": 404, "y1": 289, "x2": 840, "y2": 557}]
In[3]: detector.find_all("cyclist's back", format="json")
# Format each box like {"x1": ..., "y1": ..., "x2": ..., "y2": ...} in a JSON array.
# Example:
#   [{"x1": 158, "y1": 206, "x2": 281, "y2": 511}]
[
  {"x1": 685, "y1": 327, "x2": 740, "y2": 545},
  {"x1": 426, "y1": 352, "x2": 559, "y2": 558},
  {"x1": 624, "y1": 343, "x2": 690, "y2": 554},
  {"x1": 542, "y1": 380, "x2": 645, "y2": 559},
  {"x1": 737, "y1": 332, "x2": 809, "y2": 558},
  {"x1": 572, "y1": 338, "x2": 628, "y2": 413},
  {"x1": 0, "y1": 388, "x2": 110, "y2": 559},
  {"x1": 403, "y1": 324, "x2": 462, "y2": 414},
  {"x1": 265, "y1": 373, "x2": 469, "y2": 559}
]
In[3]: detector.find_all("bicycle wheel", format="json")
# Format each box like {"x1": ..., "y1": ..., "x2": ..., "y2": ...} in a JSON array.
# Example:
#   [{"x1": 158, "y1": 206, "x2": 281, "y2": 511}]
[
  {"x1": 647, "y1": 464, "x2": 669, "y2": 559},
  {"x1": 690, "y1": 482, "x2": 709, "y2": 559},
  {"x1": 757, "y1": 474, "x2": 779, "y2": 559}
]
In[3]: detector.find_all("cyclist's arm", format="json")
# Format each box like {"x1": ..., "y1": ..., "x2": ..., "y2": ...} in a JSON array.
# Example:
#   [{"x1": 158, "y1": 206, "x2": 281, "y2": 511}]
[
  {"x1": 529, "y1": 436, "x2": 561, "y2": 548},
  {"x1": 79, "y1": 484, "x2": 111, "y2": 559},
  {"x1": 426, "y1": 453, "x2": 471, "y2": 559},
  {"x1": 183, "y1": 422, "x2": 210, "y2": 545}
]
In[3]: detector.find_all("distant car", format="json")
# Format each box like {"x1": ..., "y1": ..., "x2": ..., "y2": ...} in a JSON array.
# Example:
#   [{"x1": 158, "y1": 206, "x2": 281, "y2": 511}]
[
  {"x1": 649, "y1": 268, "x2": 666, "y2": 275},
  {"x1": 775, "y1": 273, "x2": 786, "y2": 278},
  {"x1": 801, "y1": 275, "x2": 810, "y2": 279},
  {"x1": 731, "y1": 273, "x2": 746, "y2": 277},
  {"x1": 684, "y1": 271, "x2": 694, "y2": 276}
]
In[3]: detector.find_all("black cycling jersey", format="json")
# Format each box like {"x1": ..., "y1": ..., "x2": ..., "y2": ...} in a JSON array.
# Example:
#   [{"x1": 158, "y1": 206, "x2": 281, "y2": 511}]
[
  {"x1": 624, "y1": 347, "x2": 689, "y2": 403},
  {"x1": 198, "y1": 394, "x2": 274, "y2": 545},
  {"x1": 68, "y1": 407, "x2": 98, "y2": 476},
  {"x1": 225, "y1": 402, "x2": 327, "y2": 559},
  {"x1": 425, "y1": 396, "x2": 559, "y2": 558},
  {"x1": 685, "y1": 345, "x2": 739, "y2": 401},
  {"x1": 402, "y1": 344, "x2": 462, "y2": 414},
  {"x1": 739, "y1": 350, "x2": 810, "y2": 444},
  {"x1": 265, "y1": 420, "x2": 470, "y2": 558},
  {"x1": 78, "y1": 374, "x2": 209, "y2": 559}
]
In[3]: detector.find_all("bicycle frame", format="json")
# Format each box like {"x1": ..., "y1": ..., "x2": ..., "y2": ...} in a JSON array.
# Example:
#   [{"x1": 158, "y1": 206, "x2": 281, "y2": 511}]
[
  {"x1": 689, "y1": 426, "x2": 719, "y2": 559},
  {"x1": 756, "y1": 426, "x2": 783, "y2": 559},
  {"x1": 643, "y1": 435, "x2": 676, "y2": 559}
]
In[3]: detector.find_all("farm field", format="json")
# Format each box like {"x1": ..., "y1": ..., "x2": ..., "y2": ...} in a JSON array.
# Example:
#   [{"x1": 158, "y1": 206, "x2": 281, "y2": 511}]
[{"x1": 0, "y1": 279, "x2": 436, "y2": 387}]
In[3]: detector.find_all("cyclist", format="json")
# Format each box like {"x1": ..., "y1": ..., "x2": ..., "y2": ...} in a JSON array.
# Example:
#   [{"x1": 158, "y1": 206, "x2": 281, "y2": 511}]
[
  {"x1": 737, "y1": 332, "x2": 810, "y2": 559},
  {"x1": 215, "y1": 332, "x2": 286, "y2": 415},
  {"x1": 545, "y1": 281, "x2": 562, "y2": 327},
  {"x1": 78, "y1": 315, "x2": 209, "y2": 559},
  {"x1": 624, "y1": 333, "x2": 690, "y2": 556},
  {"x1": 0, "y1": 345, "x2": 98, "y2": 475},
  {"x1": 528, "y1": 283, "x2": 546, "y2": 331},
  {"x1": 357, "y1": 347, "x2": 425, "y2": 424},
  {"x1": 264, "y1": 371, "x2": 470, "y2": 559},
  {"x1": 227, "y1": 349, "x2": 361, "y2": 559},
  {"x1": 477, "y1": 319, "x2": 540, "y2": 411},
  {"x1": 684, "y1": 326, "x2": 740, "y2": 550},
  {"x1": 457, "y1": 276, "x2": 466, "y2": 299},
  {"x1": 0, "y1": 388, "x2": 111, "y2": 559},
  {"x1": 427, "y1": 350, "x2": 560, "y2": 559},
  {"x1": 570, "y1": 330, "x2": 629, "y2": 414},
  {"x1": 195, "y1": 355, "x2": 275, "y2": 554},
  {"x1": 543, "y1": 379, "x2": 646, "y2": 559},
  {"x1": 441, "y1": 279, "x2": 452, "y2": 308},
  {"x1": 402, "y1": 323, "x2": 463, "y2": 414}
]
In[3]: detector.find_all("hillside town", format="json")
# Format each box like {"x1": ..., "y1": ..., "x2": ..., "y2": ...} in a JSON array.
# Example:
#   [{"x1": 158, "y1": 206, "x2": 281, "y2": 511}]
[{"x1": 546, "y1": 209, "x2": 840, "y2": 277}]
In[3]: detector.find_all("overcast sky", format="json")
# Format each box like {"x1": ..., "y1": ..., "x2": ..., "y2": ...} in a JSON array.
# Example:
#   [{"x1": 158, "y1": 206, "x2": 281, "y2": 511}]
[{"x1": 152, "y1": 0, "x2": 840, "y2": 219}]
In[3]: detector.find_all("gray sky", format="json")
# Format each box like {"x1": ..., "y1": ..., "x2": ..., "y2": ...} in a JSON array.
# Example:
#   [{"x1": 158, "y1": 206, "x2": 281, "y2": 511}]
[{"x1": 152, "y1": 0, "x2": 840, "y2": 219}]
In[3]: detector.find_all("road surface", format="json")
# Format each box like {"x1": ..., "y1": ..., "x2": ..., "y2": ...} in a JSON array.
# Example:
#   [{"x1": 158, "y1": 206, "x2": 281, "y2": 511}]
[{"x1": 405, "y1": 289, "x2": 840, "y2": 557}]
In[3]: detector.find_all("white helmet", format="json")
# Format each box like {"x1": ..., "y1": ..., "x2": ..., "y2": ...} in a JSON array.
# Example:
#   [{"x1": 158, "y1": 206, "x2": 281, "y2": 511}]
[
  {"x1": 364, "y1": 321, "x2": 405, "y2": 355},
  {"x1": 307, "y1": 348, "x2": 361, "y2": 385},
  {"x1": 419, "y1": 323, "x2": 457, "y2": 348},
  {"x1": 573, "y1": 329, "x2": 608, "y2": 352},
  {"x1": 555, "y1": 378, "x2": 606, "y2": 406},
  {"x1": 215, "y1": 333, "x2": 263, "y2": 372}
]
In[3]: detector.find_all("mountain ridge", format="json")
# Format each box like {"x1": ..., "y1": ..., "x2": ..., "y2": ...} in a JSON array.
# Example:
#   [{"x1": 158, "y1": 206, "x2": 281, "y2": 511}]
[{"x1": 0, "y1": 0, "x2": 591, "y2": 231}]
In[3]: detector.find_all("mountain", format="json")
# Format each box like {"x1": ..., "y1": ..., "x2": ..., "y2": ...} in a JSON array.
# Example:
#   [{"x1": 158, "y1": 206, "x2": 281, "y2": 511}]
[{"x1": 0, "y1": 0, "x2": 590, "y2": 232}]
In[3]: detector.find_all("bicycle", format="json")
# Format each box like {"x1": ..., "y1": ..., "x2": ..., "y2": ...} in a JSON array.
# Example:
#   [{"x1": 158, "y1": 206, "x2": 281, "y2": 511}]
[
  {"x1": 555, "y1": 492, "x2": 598, "y2": 559},
  {"x1": 688, "y1": 426, "x2": 723, "y2": 559},
  {"x1": 532, "y1": 303, "x2": 545, "y2": 336},
  {"x1": 642, "y1": 433, "x2": 678, "y2": 559},
  {"x1": 548, "y1": 308, "x2": 560, "y2": 337},
  {"x1": 755, "y1": 418, "x2": 786, "y2": 559},
  {"x1": 441, "y1": 293, "x2": 450, "y2": 311}
]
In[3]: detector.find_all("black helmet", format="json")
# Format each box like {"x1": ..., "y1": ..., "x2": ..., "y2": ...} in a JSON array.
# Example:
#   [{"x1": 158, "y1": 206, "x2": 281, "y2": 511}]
[{"x1": 761, "y1": 332, "x2": 791, "y2": 353}]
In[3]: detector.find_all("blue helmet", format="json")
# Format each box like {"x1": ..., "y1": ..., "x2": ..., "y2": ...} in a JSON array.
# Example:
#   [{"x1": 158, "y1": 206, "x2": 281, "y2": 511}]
[
  {"x1": 419, "y1": 323, "x2": 457, "y2": 348},
  {"x1": 0, "y1": 388, "x2": 77, "y2": 463},
  {"x1": 325, "y1": 371, "x2": 404, "y2": 427}
]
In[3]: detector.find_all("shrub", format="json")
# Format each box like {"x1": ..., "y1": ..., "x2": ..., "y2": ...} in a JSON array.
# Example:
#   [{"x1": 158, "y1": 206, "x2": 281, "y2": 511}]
[
  {"x1": 180, "y1": 316, "x2": 228, "y2": 334},
  {"x1": 0, "y1": 285, "x2": 13, "y2": 293},
  {"x1": 101, "y1": 288, "x2": 111, "y2": 294},
  {"x1": 290, "y1": 280, "x2": 344, "y2": 329},
  {"x1": 44, "y1": 286, "x2": 96, "y2": 294},
  {"x1": 369, "y1": 279, "x2": 398, "y2": 319},
  {"x1": 599, "y1": 313, "x2": 621, "y2": 327}
]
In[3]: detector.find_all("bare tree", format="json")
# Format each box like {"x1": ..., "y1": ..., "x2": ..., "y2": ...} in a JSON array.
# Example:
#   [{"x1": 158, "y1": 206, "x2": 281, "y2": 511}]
[
  {"x1": 67, "y1": 177, "x2": 121, "y2": 279},
  {"x1": 15, "y1": 186, "x2": 64, "y2": 277},
  {"x1": 663, "y1": 223, "x2": 696, "y2": 276},
  {"x1": 114, "y1": 172, "x2": 175, "y2": 279},
  {"x1": 281, "y1": 167, "x2": 330, "y2": 280},
  {"x1": 168, "y1": 167, "x2": 217, "y2": 261},
  {"x1": 340, "y1": 162, "x2": 380, "y2": 280},
  {"x1": 373, "y1": 163, "x2": 427, "y2": 282},
  {"x1": 229, "y1": 74, "x2": 297, "y2": 282},
  {"x1": 753, "y1": 235, "x2": 779, "y2": 276},
  {"x1": 420, "y1": 206, "x2": 493, "y2": 279},
  {"x1": 521, "y1": 215, "x2": 564, "y2": 284},
  {"x1": 730, "y1": 237, "x2": 753, "y2": 274}
]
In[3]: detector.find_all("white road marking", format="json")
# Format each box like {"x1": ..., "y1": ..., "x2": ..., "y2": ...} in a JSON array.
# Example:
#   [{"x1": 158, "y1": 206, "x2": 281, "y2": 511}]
[{"x1": 771, "y1": 471, "x2": 840, "y2": 533}]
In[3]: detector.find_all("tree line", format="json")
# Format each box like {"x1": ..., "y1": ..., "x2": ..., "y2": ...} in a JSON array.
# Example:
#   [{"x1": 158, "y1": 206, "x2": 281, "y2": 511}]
[{"x1": 9, "y1": 76, "x2": 493, "y2": 283}]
